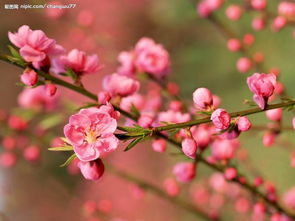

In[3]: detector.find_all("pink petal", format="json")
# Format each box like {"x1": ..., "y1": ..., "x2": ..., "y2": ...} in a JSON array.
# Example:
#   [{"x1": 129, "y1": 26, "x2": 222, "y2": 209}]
[
  {"x1": 20, "y1": 45, "x2": 46, "y2": 62},
  {"x1": 253, "y1": 94, "x2": 265, "y2": 109},
  {"x1": 69, "y1": 113, "x2": 91, "y2": 129},
  {"x1": 64, "y1": 124, "x2": 84, "y2": 146},
  {"x1": 74, "y1": 143, "x2": 99, "y2": 161}
]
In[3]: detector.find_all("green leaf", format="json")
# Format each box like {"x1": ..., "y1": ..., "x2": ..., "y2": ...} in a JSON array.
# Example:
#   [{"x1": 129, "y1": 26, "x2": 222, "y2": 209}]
[
  {"x1": 124, "y1": 137, "x2": 144, "y2": 151},
  {"x1": 117, "y1": 125, "x2": 150, "y2": 133},
  {"x1": 130, "y1": 104, "x2": 140, "y2": 118},
  {"x1": 8, "y1": 45, "x2": 22, "y2": 59},
  {"x1": 66, "y1": 68, "x2": 78, "y2": 81},
  {"x1": 60, "y1": 137, "x2": 70, "y2": 144},
  {"x1": 60, "y1": 153, "x2": 77, "y2": 167},
  {"x1": 39, "y1": 114, "x2": 63, "y2": 130},
  {"x1": 48, "y1": 145, "x2": 73, "y2": 151}
]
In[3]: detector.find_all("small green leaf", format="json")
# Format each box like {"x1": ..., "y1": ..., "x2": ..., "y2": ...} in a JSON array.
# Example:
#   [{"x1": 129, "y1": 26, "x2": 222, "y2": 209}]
[
  {"x1": 124, "y1": 137, "x2": 144, "y2": 151},
  {"x1": 8, "y1": 45, "x2": 22, "y2": 59},
  {"x1": 130, "y1": 104, "x2": 140, "y2": 118},
  {"x1": 60, "y1": 137, "x2": 70, "y2": 144},
  {"x1": 60, "y1": 153, "x2": 77, "y2": 167},
  {"x1": 66, "y1": 68, "x2": 78, "y2": 81},
  {"x1": 48, "y1": 145, "x2": 73, "y2": 151},
  {"x1": 39, "y1": 114, "x2": 63, "y2": 130}
]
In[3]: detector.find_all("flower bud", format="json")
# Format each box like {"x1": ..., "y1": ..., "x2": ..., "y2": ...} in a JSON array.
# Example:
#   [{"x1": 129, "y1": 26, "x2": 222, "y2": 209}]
[
  {"x1": 98, "y1": 91, "x2": 111, "y2": 104},
  {"x1": 2, "y1": 136, "x2": 16, "y2": 150},
  {"x1": 227, "y1": 38, "x2": 241, "y2": 52},
  {"x1": 237, "y1": 57, "x2": 252, "y2": 73},
  {"x1": 8, "y1": 115, "x2": 27, "y2": 131},
  {"x1": 266, "y1": 108, "x2": 282, "y2": 121},
  {"x1": 237, "y1": 117, "x2": 252, "y2": 132},
  {"x1": 0, "y1": 152, "x2": 17, "y2": 168},
  {"x1": 226, "y1": 5, "x2": 243, "y2": 21},
  {"x1": 173, "y1": 162, "x2": 196, "y2": 183},
  {"x1": 182, "y1": 138, "x2": 197, "y2": 159},
  {"x1": 163, "y1": 178, "x2": 180, "y2": 197},
  {"x1": 193, "y1": 87, "x2": 213, "y2": 110},
  {"x1": 78, "y1": 159, "x2": 105, "y2": 181},
  {"x1": 21, "y1": 69, "x2": 38, "y2": 86},
  {"x1": 263, "y1": 132, "x2": 276, "y2": 147},
  {"x1": 23, "y1": 145, "x2": 40, "y2": 162},
  {"x1": 45, "y1": 83, "x2": 57, "y2": 97},
  {"x1": 152, "y1": 139, "x2": 167, "y2": 153},
  {"x1": 251, "y1": 0, "x2": 267, "y2": 10},
  {"x1": 224, "y1": 167, "x2": 237, "y2": 180},
  {"x1": 211, "y1": 108, "x2": 231, "y2": 130}
]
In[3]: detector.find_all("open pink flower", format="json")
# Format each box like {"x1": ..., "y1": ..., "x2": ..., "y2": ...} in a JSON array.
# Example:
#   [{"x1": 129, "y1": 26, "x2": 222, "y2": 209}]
[
  {"x1": 61, "y1": 49, "x2": 102, "y2": 75},
  {"x1": 134, "y1": 37, "x2": 170, "y2": 77},
  {"x1": 103, "y1": 73, "x2": 140, "y2": 97},
  {"x1": 64, "y1": 106, "x2": 119, "y2": 161},
  {"x1": 247, "y1": 73, "x2": 276, "y2": 109},
  {"x1": 8, "y1": 25, "x2": 64, "y2": 65}
]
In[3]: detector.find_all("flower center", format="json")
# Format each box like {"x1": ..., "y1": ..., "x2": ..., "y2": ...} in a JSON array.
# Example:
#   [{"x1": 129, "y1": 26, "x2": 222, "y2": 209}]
[{"x1": 85, "y1": 130, "x2": 99, "y2": 144}]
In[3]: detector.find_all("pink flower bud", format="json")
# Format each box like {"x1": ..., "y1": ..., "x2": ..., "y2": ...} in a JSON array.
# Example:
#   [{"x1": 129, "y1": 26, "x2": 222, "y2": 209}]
[
  {"x1": 211, "y1": 139, "x2": 238, "y2": 160},
  {"x1": 237, "y1": 116, "x2": 252, "y2": 132},
  {"x1": 83, "y1": 200, "x2": 97, "y2": 216},
  {"x1": 278, "y1": 2, "x2": 295, "y2": 17},
  {"x1": 138, "y1": 113, "x2": 154, "y2": 128},
  {"x1": 182, "y1": 138, "x2": 197, "y2": 159},
  {"x1": 77, "y1": 10, "x2": 94, "y2": 27},
  {"x1": 173, "y1": 162, "x2": 196, "y2": 183},
  {"x1": 263, "y1": 132, "x2": 276, "y2": 147},
  {"x1": 8, "y1": 115, "x2": 27, "y2": 131},
  {"x1": 23, "y1": 145, "x2": 40, "y2": 162},
  {"x1": 169, "y1": 100, "x2": 183, "y2": 111},
  {"x1": 167, "y1": 82, "x2": 179, "y2": 96},
  {"x1": 78, "y1": 159, "x2": 105, "y2": 181},
  {"x1": 212, "y1": 94, "x2": 221, "y2": 109},
  {"x1": 45, "y1": 83, "x2": 57, "y2": 97},
  {"x1": 253, "y1": 202, "x2": 266, "y2": 215},
  {"x1": 163, "y1": 178, "x2": 180, "y2": 197},
  {"x1": 2, "y1": 136, "x2": 16, "y2": 150},
  {"x1": 283, "y1": 187, "x2": 295, "y2": 210},
  {"x1": 98, "y1": 91, "x2": 111, "y2": 104},
  {"x1": 193, "y1": 87, "x2": 213, "y2": 110},
  {"x1": 224, "y1": 167, "x2": 237, "y2": 180},
  {"x1": 227, "y1": 38, "x2": 241, "y2": 52},
  {"x1": 206, "y1": 0, "x2": 224, "y2": 10},
  {"x1": 252, "y1": 17, "x2": 266, "y2": 31},
  {"x1": 243, "y1": 33, "x2": 255, "y2": 46},
  {"x1": 97, "y1": 200, "x2": 112, "y2": 213},
  {"x1": 211, "y1": 108, "x2": 231, "y2": 130},
  {"x1": 253, "y1": 52, "x2": 264, "y2": 63},
  {"x1": 197, "y1": 2, "x2": 213, "y2": 18},
  {"x1": 254, "y1": 176, "x2": 264, "y2": 187},
  {"x1": 0, "y1": 152, "x2": 17, "y2": 168},
  {"x1": 236, "y1": 57, "x2": 252, "y2": 73},
  {"x1": 226, "y1": 5, "x2": 243, "y2": 21},
  {"x1": 274, "y1": 82, "x2": 284, "y2": 95},
  {"x1": 235, "y1": 197, "x2": 250, "y2": 213},
  {"x1": 152, "y1": 139, "x2": 167, "y2": 153},
  {"x1": 21, "y1": 69, "x2": 38, "y2": 86},
  {"x1": 266, "y1": 108, "x2": 282, "y2": 121},
  {"x1": 251, "y1": 0, "x2": 267, "y2": 10},
  {"x1": 272, "y1": 16, "x2": 287, "y2": 32}
]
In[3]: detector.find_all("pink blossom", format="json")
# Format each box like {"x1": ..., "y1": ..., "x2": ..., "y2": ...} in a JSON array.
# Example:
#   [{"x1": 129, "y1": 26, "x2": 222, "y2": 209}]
[
  {"x1": 283, "y1": 187, "x2": 295, "y2": 210},
  {"x1": 20, "y1": 69, "x2": 38, "y2": 86},
  {"x1": 62, "y1": 49, "x2": 102, "y2": 75},
  {"x1": 117, "y1": 51, "x2": 136, "y2": 76},
  {"x1": 193, "y1": 87, "x2": 213, "y2": 110},
  {"x1": 211, "y1": 108, "x2": 231, "y2": 130},
  {"x1": 2, "y1": 136, "x2": 16, "y2": 150},
  {"x1": 120, "y1": 94, "x2": 144, "y2": 112},
  {"x1": 243, "y1": 33, "x2": 255, "y2": 46},
  {"x1": 197, "y1": 1, "x2": 213, "y2": 18},
  {"x1": 64, "y1": 106, "x2": 119, "y2": 161},
  {"x1": 247, "y1": 73, "x2": 276, "y2": 109},
  {"x1": 227, "y1": 38, "x2": 241, "y2": 52},
  {"x1": 163, "y1": 178, "x2": 180, "y2": 197},
  {"x1": 138, "y1": 112, "x2": 154, "y2": 128},
  {"x1": 251, "y1": 0, "x2": 267, "y2": 10},
  {"x1": 272, "y1": 16, "x2": 287, "y2": 32},
  {"x1": 158, "y1": 110, "x2": 190, "y2": 124},
  {"x1": 278, "y1": 2, "x2": 295, "y2": 17},
  {"x1": 211, "y1": 139, "x2": 238, "y2": 160},
  {"x1": 18, "y1": 87, "x2": 58, "y2": 111},
  {"x1": 134, "y1": 37, "x2": 170, "y2": 77},
  {"x1": 23, "y1": 145, "x2": 40, "y2": 162},
  {"x1": 224, "y1": 167, "x2": 237, "y2": 180},
  {"x1": 103, "y1": 73, "x2": 140, "y2": 97},
  {"x1": 226, "y1": 5, "x2": 243, "y2": 21},
  {"x1": 266, "y1": 108, "x2": 282, "y2": 121},
  {"x1": 78, "y1": 159, "x2": 105, "y2": 181},
  {"x1": 182, "y1": 138, "x2": 197, "y2": 159},
  {"x1": 220, "y1": 129, "x2": 240, "y2": 140},
  {"x1": 263, "y1": 132, "x2": 276, "y2": 147},
  {"x1": 77, "y1": 10, "x2": 94, "y2": 27},
  {"x1": 237, "y1": 116, "x2": 252, "y2": 132},
  {"x1": 45, "y1": 83, "x2": 57, "y2": 97},
  {"x1": 152, "y1": 139, "x2": 167, "y2": 152},
  {"x1": 173, "y1": 162, "x2": 196, "y2": 183},
  {"x1": 206, "y1": 0, "x2": 224, "y2": 10},
  {"x1": 236, "y1": 57, "x2": 252, "y2": 73},
  {"x1": 8, "y1": 25, "x2": 63, "y2": 64},
  {"x1": 0, "y1": 152, "x2": 17, "y2": 168},
  {"x1": 8, "y1": 115, "x2": 27, "y2": 131},
  {"x1": 252, "y1": 17, "x2": 266, "y2": 31},
  {"x1": 209, "y1": 173, "x2": 228, "y2": 193},
  {"x1": 98, "y1": 91, "x2": 111, "y2": 104}
]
